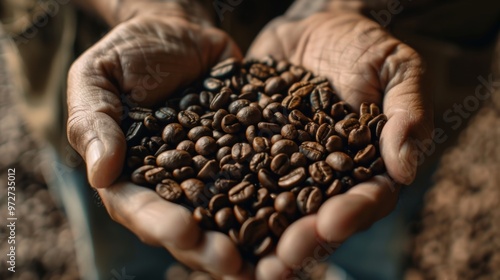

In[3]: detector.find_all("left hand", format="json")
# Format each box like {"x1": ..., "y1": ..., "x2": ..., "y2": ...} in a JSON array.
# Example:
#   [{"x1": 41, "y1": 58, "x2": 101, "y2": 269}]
[{"x1": 247, "y1": 11, "x2": 433, "y2": 279}]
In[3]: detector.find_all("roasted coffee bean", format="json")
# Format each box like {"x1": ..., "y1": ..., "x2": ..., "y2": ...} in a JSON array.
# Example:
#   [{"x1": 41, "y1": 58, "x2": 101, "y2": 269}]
[
  {"x1": 252, "y1": 137, "x2": 271, "y2": 153},
  {"x1": 156, "y1": 179, "x2": 183, "y2": 202},
  {"x1": 341, "y1": 176, "x2": 355, "y2": 189},
  {"x1": 221, "y1": 163, "x2": 244, "y2": 180},
  {"x1": 228, "y1": 228, "x2": 240, "y2": 245},
  {"x1": 126, "y1": 122, "x2": 147, "y2": 145},
  {"x1": 199, "y1": 91, "x2": 214, "y2": 108},
  {"x1": 177, "y1": 110, "x2": 199, "y2": 128},
  {"x1": 367, "y1": 114, "x2": 387, "y2": 135},
  {"x1": 330, "y1": 102, "x2": 347, "y2": 120},
  {"x1": 162, "y1": 123, "x2": 185, "y2": 145},
  {"x1": 268, "y1": 212, "x2": 289, "y2": 238},
  {"x1": 296, "y1": 130, "x2": 311, "y2": 142},
  {"x1": 309, "y1": 76, "x2": 329, "y2": 85},
  {"x1": 252, "y1": 188, "x2": 272, "y2": 210},
  {"x1": 193, "y1": 207, "x2": 215, "y2": 229},
  {"x1": 192, "y1": 155, "x2": 209, "y2": 172},
  {"x1": 359, "y1": 113, "x2": 373, "y2": 126},
  {"x1": 376, "y1": 119, "x2": 386, "y2": 138},
  {"x1": 270, "y1": 134, "x2": 283, "y2": 145},
  {"x1": 258, "y1": 93, "x2": 273, "y2": 109},
  {"x1": 239, "y1": 217, "x2": 268, "y2": 246},
  {"x1": 281, "y1": 124, "x2": 298, "y2": 140},
  {"x1": 335, "y1": 118, "x2": 360, "y2": 138},
  {"x1": 231, "y1": 73, "x2": 246, "y2": 91},
  {"x1": 313, "y1": 111, "x2": 335, "y2": 125},
  {"x1": 297, "y1": 186, "x2": 323, "y2": 215},
  {"x1": 129, "y1": 145, "x2": 150, "y2": 158},
  {"x1": 352, "y1": 166, "x2": 372, "y2": 182},
  {"x1": 154, "y1": 107, "x2": 177, "y2": 124},
  {"x1": 288, "y1": 110, "x2": 310, "y2": 127},
  {"x1": 228, "y1": 181, "x2": 255, "y2": 204},
  {"x1": 157, "y1": 150, "x2": 192, "y2": 170},
  {"x1": 239, "y1": 84, "x2": 259, "y2": 101},
  {"x1": 249, "y1": 63, "x2": 272, "y2": 80},
  {"x1": 216, "y1": 146, "x2": 232, "y2": 162},
  {"x1": 187, "y1": 126, "x2": 212, "y2": 142},
  {"x1": 301, "y1": 71, "x2": 313, "y2": 82},
  {"x1": 212, "y1": 109, "x2": 228, "y2": 130},
  {"x1": 219, "y1": 155, "x2": 235, "y2": 167},
  {"x1": 234, "y1": 205, "x2": 250, "y2": 224},
  {"x1": 271, "y1": 139, "x2": 299, "y2": 157},
  {"x1": 197, "y1": 159, "x2": 219, "y2": 181},
  {"x1": 299, "y1": 141, "x2": 326, "y2": 162},
  {"x1": 221, "y1": 114, "x2": 242, "y2": 134},
  {"x1": 228, "y1": 99, "x2": 251, "y2": 114},
  {"x1": 258, "y1": 122, "x2": 281, "y2": 134},
  {"x1": 203, "y1": 77, "x2": 224, "y2": 92},
  {"x1": 176, "y1": 140, "x2": 196, "y2": 155},
  {"x1": 143, "y1": 155, "x2": 156, "y2": 166},
  {"x1": 215, "y1": 207, "x2": 237, "y2": 231},
  {"x1": 236, "y1": 106, "x2": 262, "y2": 126},
  {"x1": 145, "y1": 166, "x2": 167, "y2": 184},
  {"x1": 326, "y1": 152, "x2": 354, "y2": 172},
  {"x1": 281, "y1": 95, "x2": 302, "y2": 110},
  {"x1": 344, "y1": 112, "x2": 359, "y2": 120},
  {"x1": 246, "y1": 125, "x2": 257, "y2": 143},
  {"x1": 316, "y1": 123, "x2": 335, "y2": 145},
  {"x1": 310, "y1": 87, "x2": 334, "y2": 111},
  {"x1": 271, "y1": 153, "x2": 291, "y2": 176},
  {"x1": 289, "y1": 65, "x2": 306, "y2": 79},
  {"x1": 154, "y1": 143, "x2": 170, "y2": 157},
  {"x1": 325, "y1": 179, "x2": 343, "y2": 198},
  {"x1": 278, "y1": 167, "x2": 307, "y2": 189},
  {"x1": 369, "y1": 157, "x2": 385, "y2": 174},
  {"x1": 249, "y1": 152, "x2": 271, "y2": 173},
  {"x1": 179, "y1": 93, "x2": 200, "y2": 110},
  {"x1": 211, "y1": 58, "x2": 239, "y2": 79},
  {"x1": 257, "y1": 169, "x2": 279, "y2": 191},
  {"x1": 210, "y1": 87, "x2": 232, "y2": 110},
  {"x1": 309, "y1": 161, "x2": 334, "y2": 185},
  {"x1": 265, "y1": 76, "x2": 287, "y2": 94},
  {"x1": 325, "y1": 135, "x2": 343, "y2": 153},
  {"x1": 195, "y1": 136, "x2": 217, "y2": 156},
  {"x1": 270, "y1": 94, "x2": 284, "y2": 103},
  {"x1": 290, "y1": 152, "x2": 307, "y2": 168},
  {"x1": 131, "y1": 165, "x2": 155, "y2": 185},
  {"x1": 370, "y1": 103, "x2": 380, "y2": 116},
  {"x1": 354, "y1": 144, "x2": 377, "y2": 165},
  {"x1": 254, "y1": 236, "x2": 273, "y2": 257},
  {"x1": 255, "y1": 206, "x2": 275, "y2": 221},
  {"x1": 274, "y1": 191, "x2": 297, "y2": 217},
  {"x1": 199, "y1": 119, "x2": 212, "y2": 127},
  {"x1": 143, "y1": 115, "x2": 161, "y2": 131},
  {"x1": 185, "y1": 105, "x2": 204, "y2": 116},
  {"x1": 289, "y1": 81, "x2": 314, "y2": 97},
  {"x1": 170, "y1": 164, "x2": 193, "y2": 179},
  {"x1": 276, "y1": 60, "x2": 290, "y2": 73},
  {"x1": 128, "y1": 107, "x2": 152, "y2": 121},
  {"x1": 181, "y1": 179, "x2": 207, "y2": 207},
  {"x1": 144, "y1": 136, "x2": 164, "y2": 154},
  {"x1": 348, "y1": 125, "x2": 371, "y2": 148},
  {"x1": 280, "y1": 71, "x2": 297, "y2": 86},
  {"x1": 214, "y1": 179, "x2": 238, "y2": 193},
  {"x1": 232, "y1": 143, "x2": 253, "y2": 163},
  {"x1": 216, "y1": 134, "x2": 240, "y2": 147},
  {"x1": 263, "y1": 102, "x2": 283, "y2": 121}
]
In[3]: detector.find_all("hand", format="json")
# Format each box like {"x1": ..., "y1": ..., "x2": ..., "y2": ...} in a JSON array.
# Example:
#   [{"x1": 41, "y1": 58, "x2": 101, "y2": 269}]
[
  {"x1": 248, "y1": 11, "x2": 433, "y2": 278},
  {"x1": 66, "y1": 15, "x2": 252, "y2": 278}
]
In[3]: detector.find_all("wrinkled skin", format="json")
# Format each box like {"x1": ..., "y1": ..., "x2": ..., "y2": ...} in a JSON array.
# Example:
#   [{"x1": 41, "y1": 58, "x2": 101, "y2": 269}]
[{"x1": 67, "y1": 11, "x2": 432, "y2": 280}]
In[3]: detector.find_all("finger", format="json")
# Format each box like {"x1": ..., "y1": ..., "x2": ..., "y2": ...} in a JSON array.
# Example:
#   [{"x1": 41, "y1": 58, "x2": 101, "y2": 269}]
[
  {"x1": 316, "y1": 174, "x2": 399, "y2": 243},
  {"x1": 256, "y1": 254, "x2": 290, "y2": 280}
]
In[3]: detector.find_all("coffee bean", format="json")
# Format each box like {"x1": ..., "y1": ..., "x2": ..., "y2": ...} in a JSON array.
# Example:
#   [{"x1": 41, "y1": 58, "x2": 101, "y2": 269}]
[
  {"x1": 359, "y1": 113, "x2": 373, "y2": 126},
  {"x1": 156, "y1": 179, "x2": 183, "y2": 202},
  {"x1": 271, "y1": 134, "x2": 283, "y2": 145},
  {"x1": 216, "y1": 146, "x2": 232, "y2": 162},
  {"x1": 228, "y1": 182, "x2": 255, "y2": 204},
  {"x1": 145, "y1": 167, "x2": 168, "y2": 184},
  {"x1": 367, "y1": 114, "x2": 387, "y2": 136},
  {"x1": 376, "y1": 119, "x2": 386, "y2": 138},
  {"x1": 221, "y1": 163, "x2": 244, "y2": 180},
  {"x1": 255, "y1": 206, "x2": 275, "y2": 221},
  {"x1": 188, "y1": 126, "x2": 212, "y2": 142},
  {"x1": 369, "y1": 157, "x2": 385, "y2": 175},
  {"x1": 197, "y1": 159, "x2": 219, "y2": 181},
  {"x1": 271, "y1": 153, "x2": 291, "y2": 176},
  {"x1": 316, "y1": 123, "x2": 335, "y2": 145},
  {"x1": 212, "y1": 109, "x2": 228, "y2": 130},
  {"x1": 128, "y1": 107, "x2": 152, "y2": 121},
  {"x1": 281, "y1": 95, "x2": 302, "y2": 110},
  {"x1": 157, "y1": 150, "x2": 192, "y2": 170},
  {"x1": 263, "y1": 102, "x2": 284, "y2": 121},
  {"x1": 257, "y1": 168, "x2": 279, "y2": 191},
  {"x1": 143, "y1": 115, "x2": 161, "y2": 131},
  {"x1": 354, "y1": 144, "x2": 377, "y2": 165},
  {"x1": 288, "y1": 110, "x2": 310, "y2": 127},
  {"x1": 254, "y1": 236, "x2": 273, "y2": 257},
  {"x1": 203, "y1": 77, "x2": 224, "y2": 92},
  {"x1": 297, "y1": 186, "x2": 323, "y2": 214},
  {"x1": 352, "y1": 166, "x2": 372, "y2": 182},
  {"x1": 252, "y1": 137, "x2": 270, "y2": 153},
  {"x1": 232, "y1": 143, "x2": 253, "y2": 163},
  {"x1": 177, "y1": 140, "x2": 196, "y2": 155},
  {"x1": 299, "y1": 141, "x2": 326, "y2": 162},
  {"x1": 228, "y1": 228, "x2": 240, "y2": 245},
  {"x1": 252, "y1": 187, "x2": 272, "y2": 210},
  {"x1": 216, "y1": 134, "x2": 240, "y2": 147},
  {"x1": 348, "y1": 125, "x2": 371, "y2": 148},
  {"x1": 143, "y1": 155, "x2": 156, "y2": 166},
  {"x1": 154, "y1": 143, "x2": 171, "y2": 157},
  {"x1": 228, "y1": 99, "x2": 251, "y2": 114},
  {"x1": 246, "y1": 125, "x2": 257, "y2": 143},
  {"x1": 239, "y1": 84, "x2": 259, "y2": 101},
  {"x1": 310, "y1": 87, "x2": 334, "y2": 111},
  {"x1": 129, "y1": 145, "x2": 149, "y2": 158},
  {"x1": 370, "y1": 103, "x2": 380, "y2": 116},
  {"x1": 195, "y1": 136, "x2": 217, "y2": 156},
  {"x1": 214, "y1": 179, "x2": 238, "y2": 193},
  {"x1": 126, "y1": 122, "x2": 147, "y2": 146},
  {"x1": 193, "y1": 207, "x2": 215, "y2": 229},
  {"x1": 274, "y1": 191, "x2": 297, "y2": 217},
  {"x1": 239, "y1": 217, "x2": 268, "y2": 246},
  {"x1": 211, "y1": 58, "x2": 239, "y2": 79},
  {"x1": 173, "y1": 166, "x2": 195, "y2": 181},
  {"x1": 290, "y1": 152, "x2": 307, "y2": 168},
  {"x1": 131, "y1": 165, "x2": 155, "y2": 185},
  {"x1": 265, "y1": 76, "x2": 287, "y2": 95},
  {"x1": 313, "y1": 111, "x2": 335, "y2": 126},
  {"x1": 280, "y1": 71, "x2": 297, "y2": 87},
  {"x1": 309, "y1": 161, "x2": 334, "y2": 185},
  {"x1": 281, "y1": 124, "x2": 298, "y2": 140},
  {"x1": 236, "y1": 106, "x2": 262, "y2": 126},
  {"x1": 271, "y1": 139, "x2": 299, "y2": 157},
  {"x1": 192, "y1": 155, "x2": 209, "y2": 172},
  {"x1": 179, "y1": 93, "x2": 200, "y2": 110},
  {"x1": 278, "y1": 167, "x2": 306, "y2": 189},
  {"x1": 268, "y1": 212, "x2": 289, "y2": 237},
  {"x1": 258, "y1": 122, "x2": 281, "y2": 134},
  {"x1": 215, "y1": 207, "x2": 237, "y2": 232},
  {"x1": 162, "y1": 123, "x2": 186, "y2": 145},
  {"x1": 181, "y1": 179, "x2": 207, "y2": 207},
  {"x1": 325, "y1": 152, "x2": 354, "y2": 172},
  {"x1": 344, "y1": 112, "x2": 359, "y2": 120},
  {"x1": 330, "y1": 102, "x2": 347, "y2": 121},
  {"x1": 289, "y1": 81, "x2": 314, "y2": 97},
  {"x1": 154, "y1": 107, "x2": 177, "y2": 124},
  {"x1": 325, "y1": 135, "x2": 343, "y2": 153},
  {"x1": 178, "y1": 110, "x2": 200, "y2": 128},
  {"x1": 221, "y1": 114, "x2": 242, "y2": 134},
  {"x1": 249, "y1": 63, "x2": 272, "y2": 80},
  {"x1": 325, "y1": 179, "x2": 343, "y2": 198},
  {"x1": 210, "y1": 87, "x2": 232, "y2": 110},
  {"x1": 199, "y1": 91, "x2": 214, "y2": 108},
  {"x1": 234, "y1": 205, "x2": 250, "y2": 224},
  {"x1": 334, "y1": 118, "x2": 360, "y2": 138}
]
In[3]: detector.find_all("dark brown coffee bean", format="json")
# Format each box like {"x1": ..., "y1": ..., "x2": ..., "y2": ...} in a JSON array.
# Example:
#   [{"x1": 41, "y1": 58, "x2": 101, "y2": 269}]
[
  {"x1": 157, "y1": 150, "x2": 192, "y2": 170},
  {"x1": 289, "y1": 81, "x2": 314, "y2": 97},
  {"x1": 211, "y1": 57, "x2": 239, "y2": 79},
  {"x1": 258, "y1": 122, "x2": 281, "y2": 134},
  {"x1": 129, "y1": 145, "x2": 150, "y2": 158},
  {"x1": 352, "y1": 166, "x2": 373, "y2": 182},
  {"x1": 262, "y1": 102, "x2": 283, "y2": 122},
  {"x1": 231, "y1": 73, "x2": 246, "y2": 91},
  {"x1": 212, "y1": 109, "x2": 228, "y2": 130},
  {"x1": 265, "y1": 76, "x2": 287, "y2": 94},
  {"x1": 239, "y1": 217, "x2": 268, "y2": 246},
  {"x1": 309, "y1": 76, "x2": 329, "y2": 85},
  {"x1": 376, "y1": 119, "x2": 386, "y2": 138},
  {"x1": 221, "y1": 114, "x2": 241, "y2": 134},
  {"x1": 214, "y1": 179, "x2": 238, "y2": 193},
  {"x1": 359, "y1": 113, "x2": 373, "y2": 126},
  {"x1": 254, "y1": 236, "x2": 273, "y2": 257},
  {"x1": 216, "y1": 134, "x2": 240, "y2": 147},
  {"x1": 128, "y1": 107, "x2": 152, "y2": 121},
  {"x1": 143, "y1": 115, "x2": 160, "y2": 131},
  {"x1": 154, "y1": 107, "x2": 177, "y2": 124},
  {"x1": 131, "y1": 165, "x2": 155, "y2": 185},
  {"x1": 249, "y1": 63, "x2": 272, "y2": 80},
  {"x1": 199, "y1": 119, "x2": 212, "y2": 128},
  {"x1": 252, "y1": 137, "x2": 271, "y2": 153},
  {"x1": 280, "y1": 71, "x2": 297, "y2": 86},
  {"x1": 143, "y1": 155, "x2": 156, "y2": 166},
  {"x1": 192, "y1": 155, "x2": 209, "y2": 172},
  {"x1": 326, "y1": 152, "x2": 354, "y2": 172},
  {"x1": 367, "y1": 114, "x2": 387, "y2": 136},
  {"x1": 309, "y1": 161, "x2": 334, "y2": 185},
  {"x1": 221, "y1": 163, "x2": 244, "y2": 180},
  {"x1": 348, "y1": 125, "x2": 371, "y2": 148},
  {"x1": 297, "y1": 186, "x2": 323, "y2": 215},
  {"x1": 126, "y1": 122, "x2": 147, "y2": 145},
  {"x1": 256, "y1": 206, "x2": 275, "y2": 221},
  {"x1": 354, "y1": 144, "x2": 377, "y2": 165},
  {"x1": 195, "y1": 136, "x2": 217, "y2": 156},
  {"x1": 144, "y1": 167, "x2": 167, "y2": 184},
  {"x1": 360, "y1": 102, "x2": 370, "y2": 115},
  {"x1": 281, "y1": 95, "x2": 302, "y2": 110},
  {"x1": 258, "y1": 93, "x2": 273, "y2": 109},
  {"x1": 144, "y1": 136, "x2": 164, "y2": 154},
  {"x1": 289, "y1": 65, "x2": 306, "y2": 80},
  {"x1": 270, "y1": 139, "x2": 299, "y2": 157},
  {"x1": 236, "y1": 106, "x2": 262, "y2": 126},
  {"x1": 215, "y1": 207, "x2": 237, "y2": 232},
  {"x1": 181, "y1": 179, "x2": 207, "y2": 207},
  {"x1": 281, "y1": 124, "x2": 298, "y2": 140},
  {"x1": 199, "y1": 91, "x2": 214, "y2": 108},
  {"x1": 278, "y1": 167, "x2": 307, "y2": 189},
  {"x1": 325, "y1": 179, "x2": 343, "y2": 198},
  {"x1": 299, "y1": 141, "x2": 326, "y2": 162},
  {"x1": 232, "y1": 143, "x2": 253, "y2": 163},
  {"x1": 330, "y1": 102, "x2": 347, "y2": 121},
  {"x1": 257, "y1": 169, "x2": 279, "y2": 191},
  {"x1": 274, "y1": 191, "x2": 297, "y2": 217},
  {"x1": 246, "y1": 125, "x2": 257, "y2": 143},
  {"x1": 176, "y1": 140, "x2": 195, "y2": 155},
  {"x1": 325, "y1": 135, "x2": 343, "y2": 153},
  {"x1": 316, "y1": 123, "x2": 335, "y2": 145},
  {"x1": 193, "y1": 207, "x2": 215, "y2": 229},
  {"x1": 310, "y1": 87, "x2": 334, "y2": 111},
  {"x1": 154, "y1": 143, "x2": 170, "y2": 157},
  {"x1": 172, "y1": 166, "x2": 195, "y2": 181},
  {"x1": 270, "y1": 134, "x2": 283, "y2": 145},
  {"x1": 234, "y1": 205, "x2": 250, "y2": 224},
  {"x1": 156, "y1": 179, "x2": 183, "y2": 202},
  {"x1": 228, "y1": 99, "x2": 251, "y2": 114},
  {"x1": 228, "y1": 228, "x2": 240, "y2": 245},
  {"x1": 344, "y1": 112, "x2": 359, "y2": 120},
  {"x1": 252, "y1": 187, "x2": 272, "y2": 210},
  {"x1": 335, "y1": 118, "x2": 360, "y2": 138},
  {"x1": 228, "y1": 181, "x2": 256, "y2": 204},
  {"x1": 188, "y1": 126, "x2": 212, "y2": 142},
  {"x1": 179, "y1": 93, "x2": 200, "y2": 110},
  {"x1": 203, "y1": 77, "x2": 224, "y2": 92},
  {"x1": 270, "y1": 153, "x2": 291, "y2": 176},
  {"x1": 210, "y1": 87, "x2": 232, "y2": 110},
  {"x1": 370, "y1": 103, "x2": 380, "y2": 116},
  {"x1": 313, "y1": 111, "x2": 335, "y2": 126},
  {"x1": 239, "y1": 84, "x2": 259, "y2": 101},
  {"x1": 290, "y1": 152, "x2": 307, "y2": 168},
  {"x1": 162, "y1": 123, "x2": 185, "y2": 145},
  {"x1": 177, "y1": 110, "x2": 199, "y2": 128},
  {"x1": 369, "y1": 157, "x2": 385, "y2": 175},
  {"x1": 288, "y1": 110, "x2": 310, "y2": 127},
  {"x1": 216, "y1": 146, "x2": 232, "y2": 162},
  {"x1": 197, "y1": 159, "x2": 219, "y2": 181},
  {"x1": 268, "y1": 212, "x2": 289, "y2": 238}
]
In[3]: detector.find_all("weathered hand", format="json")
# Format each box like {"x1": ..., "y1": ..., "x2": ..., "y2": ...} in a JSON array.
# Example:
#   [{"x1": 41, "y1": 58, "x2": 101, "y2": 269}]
[
  {"x1": 66, "y1": 15, "x2": 251, "y2": 278},
  {"x1": 247, "y1": 11, "x2": 433, "y2": 279}
]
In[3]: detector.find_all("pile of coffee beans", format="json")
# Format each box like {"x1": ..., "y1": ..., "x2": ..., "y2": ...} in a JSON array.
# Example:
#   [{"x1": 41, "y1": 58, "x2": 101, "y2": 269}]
[{"x1": 122, "y1": 57, "x2": 387, "y2": 259}]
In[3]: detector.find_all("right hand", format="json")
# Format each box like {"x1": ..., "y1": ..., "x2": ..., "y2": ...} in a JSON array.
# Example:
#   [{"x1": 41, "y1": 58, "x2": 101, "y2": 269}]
[{"x1": 66, "y1": 14, "x2": 252, "y2": 279}]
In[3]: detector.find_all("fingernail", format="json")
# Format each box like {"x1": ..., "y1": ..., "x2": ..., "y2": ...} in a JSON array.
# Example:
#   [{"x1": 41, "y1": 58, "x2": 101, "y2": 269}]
[
  {"x1": 399, "y1": 140, "x2": 417, "y2": 185},
  {"x1": 86, "y1": 140, "x2": 104, "y2": 186}
]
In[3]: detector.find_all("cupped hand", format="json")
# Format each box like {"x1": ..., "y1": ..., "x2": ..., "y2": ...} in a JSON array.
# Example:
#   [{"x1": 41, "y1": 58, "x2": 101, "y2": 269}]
[
  {"x1": 66, "y1": 15, "x2": 251, "y2": 278},
  {"x1": 248, "y1": 11, "x2": 433, "y2": 278}
]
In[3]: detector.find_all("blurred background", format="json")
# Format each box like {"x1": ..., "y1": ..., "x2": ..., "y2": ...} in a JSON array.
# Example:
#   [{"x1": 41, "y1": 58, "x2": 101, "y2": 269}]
[{"x1": 0, "y1": 0, "x2": 499, "y2": 279}]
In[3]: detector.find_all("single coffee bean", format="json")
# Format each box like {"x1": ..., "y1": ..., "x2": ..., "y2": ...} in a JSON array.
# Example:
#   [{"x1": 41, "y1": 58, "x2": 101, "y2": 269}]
[
  {"x1": 199, "y1": 91, "x2": 214, "y2": 108},
  {"x1": 257, "y1": 168, "x2": 279, "y2": 191},
  {"x1": 258, "y1": 122, "x2": 281, "y2": 134},
  {"x1": 239, "y1": 217, "x2": 268, "y2": 246},
  {"x1": 228, "y1": 99, "x2": 251, "y2": 114},
  {"x1": 297, "y1": 186, "x2": 323, "y2": 214},
  {"x1": 215, "y1": 207, "x2": 237, "y2": 232},
  {"x1": 280, "y1": 71, "x2": 297, "y2": 86},
  {"x1": 309, "y1": 161, "x2": 334, "y2": 185},
  {"x1": 252, "y1": 187, "x2": 272, "y2": 210},
  {"x1": 178, "y1": 110, "x2": 200, "y2": 128},
  {"x1": 354, "y1": 144, "x2": 377, "y2": 165},
  {"x1": 157, "y1": 150, "x2": 192, "y2": 170},
  {"x1": 370, "y1": 103, "x2": 380, "y2": 116},
  {"x1": 330, "y1": 102, "x2": 347, "y2": 121},
  {"x1": 211, "y1": 57, "x2": 239, "y2": 78},
  {"x1": 268, "y1": 212, "x2": 289, "y2": 238},
  {"x1": 281, "y1": 124, "x2": 298, "y2": 140},
  {"x1": 299, "y1": 141, "x2": 326, "y2": 162},
  {"x1": 129, "y1": 145, "x2": 150, "y2": 158},
  {"x1": 239, "y1": 84, "x2": 259, "y2": 101},
  {"x1": 297, "y1": 130, "x2": 312, "y2": 142},
  {"x1": 360, "y1": 102, "x2": 370, "y2": 115},
  {"x1": 179, "y1": 93, "x2": 200, "y2": 110},
  {"x1": 144, "y1": 136, "x2": 164, "y2": 154},
  {"x1": 188, "y1": 126, "x2": 212, "y2": 142},
  {"x1": 232, "y1": 143, "x2": 253, "y2": 163},
  {"x1": 344, "y1": 112, "x2": 359, "y2": 120},
  {"x1": 288, "y1": 110, "x2": 310, "y2": 127},
  {"x1": 221, "y1": 114, "x2": 242, "y2": 134},
  {"x1": 231, "y1": 73, "x2": 246, "y2": 91},
  {"x1": 348, "y1": 125, "x2": 371, "y2": 148},
  {"x1": 313, "y1": 111, "x2": 335, "y2": 126},
  {"x1": 265, "y1": 76, "x2": 287, "y2": 94},
  {"x1": 274, "y1": 191, "x2": 297, "y2": 218},
  {"x1": 143, "y1": 115, "x2": 161, "y2": 131},
  {"x1": 131, "y1": 165, "x2": 155, "y2": 185},
  {"x1": 192, "y1": 155, "x2": 209, "y2": 172},
  {"x1": 143, "y1": 155, "x2": 156, "y2": 166},
  {"x1": 199, "y1": 119, "x2": 212, "y2": 128},
  {"x1": 216, "y1": 146, "x2": 232, "y2": 162},
  {"x1": 128, "y1": 107, "x2": 152, "y2": 121},
  {"x1": 278, "y1": 167, "x2": 307, "y2": 189},
  {"x1": 246, "y1": 125, "x2": 257, "y2": 143},
  {"x1": 126, "y1": 122, "x2": 147, "y2": 145},
  {"x1": 289, "y1": 81, "x2": 314, "y2": 97},
  {"x1": 258, "y1": 94, "x2": 273, "y2": 110},
  {"x1": 180, "y1": 179, "x2": 207, "y2": 207},
  {"x1": 228, "y1": 181, "x2": 256, "y2": 204},
  {"x1": 154, "y1": 143, "x2": 170, "y2": 157},
  {"x1": 220, "y1": 154, "x2": 235, "y2": 167},
  {"x1": 316, "y1": 123, "x2": 335, "y2": 145},
  {"x1": 172, "y1": 166, "x2": 195, "y2": 181},
  {"x1": 195, "y1": 136, "x2": 217, "y2": 156},
  {"x1": 228, "y1": 228, "x2": 240, "y2": 245},
  {"x1": 376, "y1": 119, "x2": 386, "y2": 138},
  {"x1": 271, "y1": 134, "x2": 283, "y2": 145},
  {"x1": 270, "y1": 139, "x2": 299, "y2": 157},
  {"x1": 325, "y1": 135, "x2": 343, "y2": 153},
  {"x1": 290, "y1": 152, "x2": 307, "y2": 168},
  {"x1": 369, "y1": 157, "x2": 385, "y2": 175},
  {"x1": 310, "y1": 87, "x2": 334, "y2": 111},
  {"x1": 254, "y1": 236, "x2": 273, "y2": 257},
  {"x1": 276, "y1": 60, "x2": 290, "y2": 73},
  {"x1": 367, "y1": 114, "x2": 387, "y2": 136},
  {"x1": 249, "y1": 63, "x2": 272, "y2": 80},
  {"x1": 263, "y1": 102, "x2": 284, "y2": 121},
  {"x1": 359, "y1": 113, "x2": 373, "y2": 126},
  {"x1": 289, "y1": 65, "x2": 306, "y2": 80},
  {"x1": 352, "y1": 166, "x2": 373, "y2": 182},
  {"x1": 216, "y1": 134, "x2": 240, "y2": 147},
  {"x1": 256, "y1": 206, "x2": 275, "y2": 221},
  {"x1": 334, "y1": 118, "x2": 360, "y2": 138},
  {"x1": 252, "y1": 137, "x2": 271, "y2": 153},
  {"x1": 210, "y1": 87, "x2": 232, "y2": 110},
  {"x1": 220, "y1": 163, "x2": 244, "y2": 180},
  {"x1": 309, "y1": 76, "x2": 329, "y2": 85},
  {"x1": 270, "y1": 153, "x2": 291, "y2": 176},
  {"x1": 145, "y1": 167, "x2": 168, "y2": 184},
  {"x1": 154, "y1": 107, "x2": 177, "y2": 124},
  {"x1": 325, "y1": 152, "x2": 354, "y2": 172},
  {"x1": 203, "y1": 77, "x2": 224, "y2": 92},
  {"x1": 193, "y1": 206, "x2": 215, "y2": 229},
  {"x1": 234, "y1": 205, "x2": 250, "y2": 224},
  {"x1": 281, "y1": 95, "x2": 302, "y2": 110},
  {"x1": 156, "y1": 179, "x2": 183, "y2": 202},
  {"x1": 214, "y1": 179, "x2": 238, "y2": 193},
  {"x1": 325, "y1": 179, "x2": 343, "y2": 198},
  {"x1": 162, "y1": 123, "x2": 186, "y2": 145},
  {"x1": 236, "y1": 106, "x2": 262, "y2": 126},
  {"x1": 197, "y1": 159, "x2": 219, "y2": 181},
  {"x1": 176, "y1": 140, "x2": 196, "y2": 155},
  {"x1": 212, "y1": 109, "x2": 228, "y2": 130}
]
